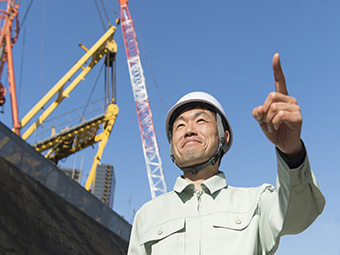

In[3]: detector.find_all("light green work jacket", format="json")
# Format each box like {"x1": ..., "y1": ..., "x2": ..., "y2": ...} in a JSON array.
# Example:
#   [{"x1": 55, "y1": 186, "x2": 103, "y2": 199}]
[{"x1": 128, "y1": 151, "x2": 325, "y2": 255}]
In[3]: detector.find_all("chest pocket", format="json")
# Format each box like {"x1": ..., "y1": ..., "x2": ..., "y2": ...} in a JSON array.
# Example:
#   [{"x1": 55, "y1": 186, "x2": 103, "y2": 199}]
[
  {"x1": 140, "y1": 218, "x2": 185, "y2": 255},
  {"x1": 212, "y1": 204, "x2": 258, "y2": 230},
  {"x1": 210, "y1": 206, "x2": 260, "y2": 255}
]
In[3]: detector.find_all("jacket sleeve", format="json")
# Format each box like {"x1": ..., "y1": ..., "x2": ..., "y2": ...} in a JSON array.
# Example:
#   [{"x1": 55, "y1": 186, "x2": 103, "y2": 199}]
[
  {"x1": 127, "y1": 209, "x2": 147, "y2": 255},
  {"x1": 258, "y1": 146, "x2": 326, "y2": 254}
]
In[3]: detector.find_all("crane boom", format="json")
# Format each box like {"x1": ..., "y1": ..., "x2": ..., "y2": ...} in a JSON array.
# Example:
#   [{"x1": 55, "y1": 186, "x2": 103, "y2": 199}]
[
  {"x1": 0, "y1": 0, "x2": 20, "y2": 135},
  {"x1": 18, "y1": 25, "x2": 119, "y2": 192},
  {"x1": 118, "y1": 0, "x2": 167, "y2": 199}
]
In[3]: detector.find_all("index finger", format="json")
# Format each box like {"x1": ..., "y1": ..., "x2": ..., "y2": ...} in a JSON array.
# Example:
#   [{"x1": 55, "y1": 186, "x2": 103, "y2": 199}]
[{"x1": 273, "y1": 53, "x2": 288, "y2": 95}]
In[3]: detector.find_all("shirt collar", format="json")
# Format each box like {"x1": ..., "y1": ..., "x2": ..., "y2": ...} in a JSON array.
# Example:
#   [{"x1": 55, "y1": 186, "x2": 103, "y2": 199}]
[
  {"x1": 174, "y1": 171, "x2": 227, "y2": 194},
  {"x1": 202, "y1": 171, "x2": 227, "y2": 194}
]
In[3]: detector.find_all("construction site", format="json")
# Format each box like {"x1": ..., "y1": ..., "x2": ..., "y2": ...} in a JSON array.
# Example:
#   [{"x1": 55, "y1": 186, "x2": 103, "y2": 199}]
[
  {"x1": 0, "y1": 1, "x2": 338, "y2": 254},
  {"x1": 0, "y1": 0, "x2": 168, "y2": 254}
]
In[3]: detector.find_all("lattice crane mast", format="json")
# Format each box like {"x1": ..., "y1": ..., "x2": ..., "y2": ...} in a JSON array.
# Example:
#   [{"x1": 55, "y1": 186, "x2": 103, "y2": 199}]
[{"x1": 118, "y1": 0, "x2": 167, "y2": 199}]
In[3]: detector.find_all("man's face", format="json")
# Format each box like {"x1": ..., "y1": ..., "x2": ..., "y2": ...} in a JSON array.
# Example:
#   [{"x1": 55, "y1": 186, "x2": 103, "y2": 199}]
[{"x1": 171, "y1": 107, "x2": 220, "y2": 168}]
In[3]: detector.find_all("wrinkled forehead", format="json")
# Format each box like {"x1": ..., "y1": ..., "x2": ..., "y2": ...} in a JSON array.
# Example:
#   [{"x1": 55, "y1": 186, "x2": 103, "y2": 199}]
[{"x1": 171, "y1": 105, "x2": 216, "y2": 128}]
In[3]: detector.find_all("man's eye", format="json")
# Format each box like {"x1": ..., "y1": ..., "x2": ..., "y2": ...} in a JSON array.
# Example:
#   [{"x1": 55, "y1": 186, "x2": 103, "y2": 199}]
[
  {"x1": 197, "y1": 119, "x2": 206, "y2": 123},
  {"x1": 176, "y1": 123, "x2": 184, "y2": 129}
]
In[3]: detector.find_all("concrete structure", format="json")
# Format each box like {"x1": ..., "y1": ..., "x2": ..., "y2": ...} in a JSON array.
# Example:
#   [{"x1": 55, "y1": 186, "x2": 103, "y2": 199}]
[
  {"x1": 0, "y1": 156, "x2": 128, "y2": 254},
  {"x1": 0, "y1": 122, "x2": 131, "y2": 254}
]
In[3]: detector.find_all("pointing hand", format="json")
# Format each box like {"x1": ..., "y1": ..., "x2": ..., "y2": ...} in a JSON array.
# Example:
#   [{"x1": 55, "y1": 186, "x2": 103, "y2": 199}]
[{"x1": 252, "y1": 53, "x2": 303, "y2": 155}]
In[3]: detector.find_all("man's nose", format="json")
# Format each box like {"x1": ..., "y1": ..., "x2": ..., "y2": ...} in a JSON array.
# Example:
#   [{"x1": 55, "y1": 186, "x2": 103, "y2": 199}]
[{"x1": 184, "y1": 121, "x2": 197, "y2": 137}]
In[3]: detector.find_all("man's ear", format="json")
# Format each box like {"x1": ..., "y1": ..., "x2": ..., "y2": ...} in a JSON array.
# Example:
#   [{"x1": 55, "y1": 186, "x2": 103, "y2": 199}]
[{"x1": 224, "y1": 130, "x2": 230, "y2": 144}]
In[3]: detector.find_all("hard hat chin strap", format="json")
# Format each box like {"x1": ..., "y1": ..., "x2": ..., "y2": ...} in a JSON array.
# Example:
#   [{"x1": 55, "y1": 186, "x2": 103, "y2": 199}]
[{"x1": 170, "y1": 113, "x2": 226, "y2": 174}]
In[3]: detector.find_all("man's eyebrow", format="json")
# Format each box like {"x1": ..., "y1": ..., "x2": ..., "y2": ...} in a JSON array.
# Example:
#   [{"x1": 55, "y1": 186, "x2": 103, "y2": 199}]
[{"x1": 174, "y1": 116, "x2": 184, "y2": 123}]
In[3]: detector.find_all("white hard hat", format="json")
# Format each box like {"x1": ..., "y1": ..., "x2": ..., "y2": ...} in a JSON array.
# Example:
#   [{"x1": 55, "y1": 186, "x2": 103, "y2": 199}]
[{"x1": 165, "y1": 91, "x2": 233, "y2": 155}]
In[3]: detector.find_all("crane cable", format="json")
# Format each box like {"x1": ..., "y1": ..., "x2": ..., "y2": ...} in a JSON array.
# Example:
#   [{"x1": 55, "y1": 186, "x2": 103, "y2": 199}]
[
  {"x1": 17, "y1": 16, "x2": 27, "y2": 109},
  {"x1": 94, "y1": 0, "x2": 111, "y2": 31},
  {"x1": 20, "y1": 0, "x2": 34, "y2": 29},
  {"x1": 134, "y1": 23, "x2": 167, "y2": 113},
  {"x1": 18, "y1": 0, "x2": 34, "y2": 109},
  {"x1": 93, "y1": 0, "x2": 106, "y2": 31},
  {"x1": 104, "y1": 57, "x2": 116, "y2": 106},
  {"x1": 112, "y1": 58, "x2": 116, "y2": 103},
  {"x1": 93, "y1": 0, "x2": 116, "y2": 106},
  {"x1": 41, "y1": 0, "x2": 45, "y2": 99},
  {"x1": 80, "y1": 63, "x2": 105, "y2": 124},
  {"x1": 99, "y1": 0, "x2": 111, "y2": 27}
]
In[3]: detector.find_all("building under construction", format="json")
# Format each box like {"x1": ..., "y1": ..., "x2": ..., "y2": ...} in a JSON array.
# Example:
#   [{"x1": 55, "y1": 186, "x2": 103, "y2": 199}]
[{"x1": 0, "y1": 0, "x2": 168, "y2": 254}]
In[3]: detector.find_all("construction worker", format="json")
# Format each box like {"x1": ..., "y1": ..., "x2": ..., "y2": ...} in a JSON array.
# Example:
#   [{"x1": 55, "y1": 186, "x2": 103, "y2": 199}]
[{"x1": 127, "y1": 53, "x2": 325, "y2": 255}]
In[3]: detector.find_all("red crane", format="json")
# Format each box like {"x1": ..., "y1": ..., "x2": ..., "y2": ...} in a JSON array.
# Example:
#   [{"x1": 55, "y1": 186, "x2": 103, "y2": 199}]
[
  {"x1": 118, "y1": 0, "x2": 167, "y2": 199},
  {"x1": 0, "y1": 0, "x2": 20, "y2": 135}
]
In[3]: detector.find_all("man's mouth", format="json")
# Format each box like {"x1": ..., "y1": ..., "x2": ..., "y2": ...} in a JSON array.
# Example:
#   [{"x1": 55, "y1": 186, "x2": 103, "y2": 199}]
[{"x1": 182, "y1": 138, "x2": 201, "y2": 148}]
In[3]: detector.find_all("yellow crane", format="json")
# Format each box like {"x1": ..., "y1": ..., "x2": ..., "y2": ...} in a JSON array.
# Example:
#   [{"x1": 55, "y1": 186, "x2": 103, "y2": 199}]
[{"x1": 19, "y1": 25, "x2": 118, "y2": 191}]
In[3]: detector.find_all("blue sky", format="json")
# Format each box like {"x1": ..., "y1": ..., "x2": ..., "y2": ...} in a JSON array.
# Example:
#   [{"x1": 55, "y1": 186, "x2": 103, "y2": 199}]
[{"x1": 1, "y1": 0, "x2": 339, "y2": 254}]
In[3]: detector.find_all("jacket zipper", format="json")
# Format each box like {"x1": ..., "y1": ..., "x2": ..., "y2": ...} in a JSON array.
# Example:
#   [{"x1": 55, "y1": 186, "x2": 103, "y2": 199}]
[
  {"x1": 195, "y1": 189, "x2": 202, "y2": 212},
  {"x1": 195, "y1": 189, "x2": 203, "y2": 255}
]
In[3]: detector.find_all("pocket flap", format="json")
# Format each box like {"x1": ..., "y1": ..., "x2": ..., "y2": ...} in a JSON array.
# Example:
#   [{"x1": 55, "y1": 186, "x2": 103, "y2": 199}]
[
  {"x1": 140, "y1": 218, "x2": 185, "y2": 245},
  {"x1": 212, "y1": 207, "x2": 257, "y2": 230}
]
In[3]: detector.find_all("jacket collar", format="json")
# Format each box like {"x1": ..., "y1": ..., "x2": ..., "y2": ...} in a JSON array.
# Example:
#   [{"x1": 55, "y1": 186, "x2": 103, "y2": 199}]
[{"x1": 174, "y1": 171, "x2": 227, "y2": 195}]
